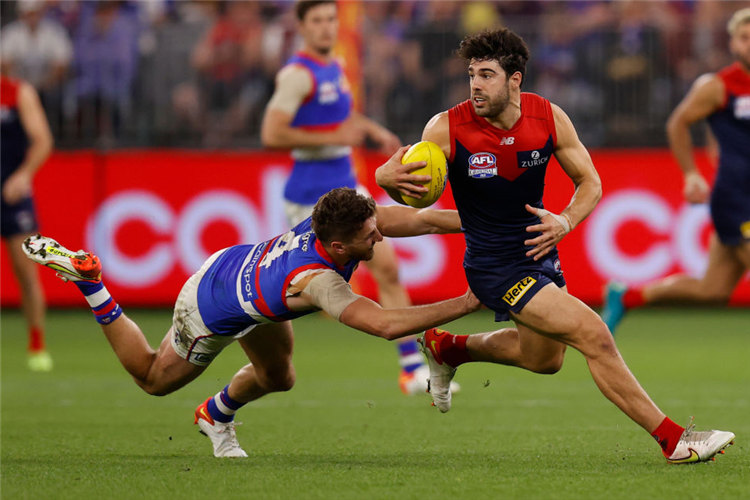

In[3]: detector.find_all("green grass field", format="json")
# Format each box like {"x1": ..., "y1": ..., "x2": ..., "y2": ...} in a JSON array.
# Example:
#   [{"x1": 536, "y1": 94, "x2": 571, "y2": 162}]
[{"x1": 1, "y1": 307, "x2": 749, "y2": 500}]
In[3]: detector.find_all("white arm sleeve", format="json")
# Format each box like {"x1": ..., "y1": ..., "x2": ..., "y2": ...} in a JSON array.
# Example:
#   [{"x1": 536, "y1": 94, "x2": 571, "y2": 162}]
[
  {"x1": 266, "y1": 64, "x2": 313, "y2": 116},
  {"x1": 300, "y1": 271, "x2": 360, "y2": 321}
]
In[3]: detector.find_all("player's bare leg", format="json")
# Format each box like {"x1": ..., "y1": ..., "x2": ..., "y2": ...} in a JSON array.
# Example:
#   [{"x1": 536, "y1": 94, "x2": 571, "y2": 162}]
[
  {"x1": 466, "y1": 323, "x2": 567, "y2": 375},
  {"x1": 643, "y1": 235, "x2": 745, "y2": 304},
  {"x1": 603, "y1": 234, "x2": 746, "y2": 332},
  {"x1": 228, "y1": 321, "x2": 296, "y2": 403},
  {"x1": 6, "y1": 233, "x2": 50, "y2": 371},
  {"x1": 733, "y1": 239, "x2": 750, "y2": 269},
  {"x1": 100, "y1": 319, "x2": 206, "y2": 395},
  {"x1": 515, "y1": 284, "x2": 665, "y2": 431},
  {"x1": 365, "y1": 239, "x2": 448, "y2": 395},
  {"x1": 514, "y1": 284, "x2": 734, "y2": 462},
  {"x1": 194, "y1": 321, "x2": 295, "y2": 457}
]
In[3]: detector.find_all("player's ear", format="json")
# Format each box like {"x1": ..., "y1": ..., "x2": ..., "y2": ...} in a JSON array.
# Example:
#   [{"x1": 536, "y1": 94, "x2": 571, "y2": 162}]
[
  {"x1": 330, "y1": 240, "x2": 346, "y2": 255},
  {"x1": 509, "y1": 71, "x2": 523, "y2": 89}
]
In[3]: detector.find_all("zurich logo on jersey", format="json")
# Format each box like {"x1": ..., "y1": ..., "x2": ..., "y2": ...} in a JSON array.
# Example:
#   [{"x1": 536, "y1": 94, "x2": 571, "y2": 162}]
[{"x1": 468, "y1": 152, "x2": 497, "y2": 179}]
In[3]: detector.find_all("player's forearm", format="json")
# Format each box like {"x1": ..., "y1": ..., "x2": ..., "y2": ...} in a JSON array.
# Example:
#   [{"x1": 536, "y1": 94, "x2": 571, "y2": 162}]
[
  {"x1": 20, "y1": 134, "x2": 53, "y2": 175},
  {"x1": 374, "y1": 296, "x2": 476, "y2": 341},
  {"x1": 378, "y1": 206, "x2": 460, "y2": 237},
  {"x1": 562, "y1": 177, "x2": 601, "y2": 230},
  {"x1": 666, "y1": 114, "x2": 699, "y2": 175},
  {"x1": 261, "y1": 125, "x2": 340, "y2": 149}
]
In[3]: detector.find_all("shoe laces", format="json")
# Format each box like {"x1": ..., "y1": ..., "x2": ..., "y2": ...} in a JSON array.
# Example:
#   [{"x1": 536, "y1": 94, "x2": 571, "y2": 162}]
[{"x1": 680, "y1": 416, "x2": 712, "y2": 444}]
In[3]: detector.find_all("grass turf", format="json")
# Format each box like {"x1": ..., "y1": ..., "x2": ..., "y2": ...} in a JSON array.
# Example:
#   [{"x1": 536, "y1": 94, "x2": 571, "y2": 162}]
[{"x1": 1, "y1": 307, "x2": 749, "y2": 500}]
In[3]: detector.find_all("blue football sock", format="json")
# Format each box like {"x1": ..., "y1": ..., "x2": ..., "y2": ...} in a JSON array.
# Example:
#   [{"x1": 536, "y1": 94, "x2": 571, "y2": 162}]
[{"x1": 206, "y1": 385, "x2": 246, "y2": 423}]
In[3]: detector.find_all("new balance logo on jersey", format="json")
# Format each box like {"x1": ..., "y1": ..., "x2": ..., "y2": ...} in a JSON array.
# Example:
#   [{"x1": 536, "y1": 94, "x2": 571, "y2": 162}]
[
  {"x1": 499, "y1": 137, "x2": 515, "y2": 146},
  {"x1": 468, "y1": 152, "x2": 497, "y2": 179},
  {"x1": 502, "y1": 276, "x2": 537, "y2": 306}
]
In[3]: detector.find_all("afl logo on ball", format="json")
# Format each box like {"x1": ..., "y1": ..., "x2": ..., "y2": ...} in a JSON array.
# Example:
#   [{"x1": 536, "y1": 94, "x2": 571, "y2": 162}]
[{"x1": 468, "y1": 153, "x2": 497, "y2": 179}]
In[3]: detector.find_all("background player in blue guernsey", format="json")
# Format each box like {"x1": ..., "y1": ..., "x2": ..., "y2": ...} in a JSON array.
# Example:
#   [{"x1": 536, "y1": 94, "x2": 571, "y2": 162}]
[
  {"x1": 376, "y1": 29, "x2": 734, "y2": 464},
  {"x1": 261, "y1": 0, "x2": 436, "y2": 396},
  {"x1": 602, "y1": 8, "x2": 750, "y2": 333},
  {"x1": 1, "y1": 74, "x2": 54, "y2": 372},
  {"x1": 23, "y1": 184, "x2": 480, "y2": 458}
]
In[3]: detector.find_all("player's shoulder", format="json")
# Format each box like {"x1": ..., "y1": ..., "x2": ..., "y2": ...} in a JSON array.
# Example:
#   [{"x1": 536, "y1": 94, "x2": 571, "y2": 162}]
[
  {"x1": 0, "y1": 76, "x2": 23, "y2": 106},
  {"x1": 521, "y1": 92, "x2": 554, "y2": 120}
]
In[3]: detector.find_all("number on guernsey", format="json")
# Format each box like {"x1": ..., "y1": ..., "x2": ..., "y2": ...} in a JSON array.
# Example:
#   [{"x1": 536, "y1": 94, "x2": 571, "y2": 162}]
[{"x1": 260, "y1": 230, "x2": 301, "y2": 268}]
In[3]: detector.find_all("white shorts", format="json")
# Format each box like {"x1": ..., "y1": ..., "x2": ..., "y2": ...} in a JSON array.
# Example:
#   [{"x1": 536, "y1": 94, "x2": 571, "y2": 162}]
[
  {"x1": 170, "y1": 248, "x2": 257, "y2": 366},
  {"x1": 284, "y1": 185, "x2": 372, "y2": 227}
]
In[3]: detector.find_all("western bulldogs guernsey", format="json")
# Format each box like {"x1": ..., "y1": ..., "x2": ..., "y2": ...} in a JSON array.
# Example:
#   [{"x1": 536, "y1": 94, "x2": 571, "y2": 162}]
[
  {"x1": 283, "y1": 52, "x2": 355, "y2": 205},
  {"x1": 448, "y1": 93, "x2": 558, "y2": 264},
  {"x1": 196, "y1": 218, "x2": 358, "y2": 336},
  {"x1": 1, "y1": 76, "x2": 29, "y2": 186},
  {"x1": 706, "y1": 62, "x2": 750, "y2": 244}
]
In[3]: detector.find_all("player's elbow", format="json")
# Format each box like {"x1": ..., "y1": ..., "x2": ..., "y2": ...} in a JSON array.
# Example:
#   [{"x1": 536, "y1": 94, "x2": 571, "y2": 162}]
[{"x1": 260, "y1": 126, "x2": 284, "y2": 149}]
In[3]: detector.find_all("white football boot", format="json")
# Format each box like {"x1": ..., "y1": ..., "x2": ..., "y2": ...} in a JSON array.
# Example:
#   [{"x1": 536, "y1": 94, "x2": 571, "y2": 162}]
[
  {"x1": 418, "y1": 328, "x2": 457, "y2": 413},
  {"x1": 399, "y1": 364, "x2": 461, "y2": 396},
  {"x1": 194, "y1": 398, "x2": 248, "y2": 458},
  {"x1": 22, "y1": 234, "x2": 101, "y2": 282},
  {"x1": 666, "y1": 417, "x2": 735, "y2": 464}
]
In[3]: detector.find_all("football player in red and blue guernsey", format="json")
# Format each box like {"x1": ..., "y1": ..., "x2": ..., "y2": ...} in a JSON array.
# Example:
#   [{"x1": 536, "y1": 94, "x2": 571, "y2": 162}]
[
  {"x1": 376, "y1": 28, "x2": 735, "y2": 464},
  {"x1": 1, "y1": 74, "x2": 54, "y2": 372},
  {"x1": 23, "y1": 185, "x2": 480, "y2": 458},
  {"x1": 603, "y1": 8, "x2": 750, "y2": 333},
  {"x1": 261, "y1": 0, "x2": 444, "y2": 397}
]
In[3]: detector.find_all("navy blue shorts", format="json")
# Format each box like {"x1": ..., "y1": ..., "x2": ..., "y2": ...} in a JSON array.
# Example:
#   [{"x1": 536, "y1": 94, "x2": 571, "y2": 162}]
[
  {"x1": 1, "y1": 196, "x2": 39, "y2": 238},
  {"x1": 464, "y1": 252, "x2": 566, "y2": 322},
  {"x1": 710, "y1": 185, "x2": 750, "y2": 246}
]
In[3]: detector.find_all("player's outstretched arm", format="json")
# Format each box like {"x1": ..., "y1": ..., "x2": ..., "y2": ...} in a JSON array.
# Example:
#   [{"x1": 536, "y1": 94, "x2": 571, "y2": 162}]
[
  {"x1": 339, "y1": 289, "x2": 480, "y2": 341},
  {"x1": 666, "y1": 74, "x2": 724, "y2": 204},
  {"x1": 375, "y1": 204, "x2": 461, "y2": 237},
  {"x1": 1, "y1": 81, "x2": 53, "y2": 205},
  {"x1": 525, "y1": 104, "x2": 602, "y2": 260}
]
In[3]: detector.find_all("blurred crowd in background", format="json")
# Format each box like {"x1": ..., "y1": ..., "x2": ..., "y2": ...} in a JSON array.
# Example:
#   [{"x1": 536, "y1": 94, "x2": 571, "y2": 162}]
[{"x1": 0, "y1": 0, "x2": 742, "y2": 149}]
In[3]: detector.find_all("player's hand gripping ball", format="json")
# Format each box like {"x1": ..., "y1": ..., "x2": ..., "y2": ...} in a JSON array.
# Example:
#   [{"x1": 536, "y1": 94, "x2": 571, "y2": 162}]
[{"x1": 400, "y1": 141, "x2": 447, "y2": 208}]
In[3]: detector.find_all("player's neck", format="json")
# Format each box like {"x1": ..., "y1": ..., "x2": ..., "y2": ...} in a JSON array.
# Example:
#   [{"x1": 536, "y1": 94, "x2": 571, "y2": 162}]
[
  {"x1": 483, "y1": 96, "x2": 522, "y2": 131},
  {"x1": 300, "y1": 45, "x2": 333, "y2": 64}
]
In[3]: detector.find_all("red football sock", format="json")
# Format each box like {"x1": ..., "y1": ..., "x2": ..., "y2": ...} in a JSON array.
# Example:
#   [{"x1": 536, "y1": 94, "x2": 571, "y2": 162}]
[
  {"x1": 624, "y1": 287, "x2": 645, "y2": 308},
  {"x1": 651, "y1": 417, "x2": 685, "y2": 457},
  {"x1": 438, "y1": 332, "x2": 472, "y2": 367},
  {"x1": 28, "y1": 326, "x2": 45, "y2": 352}
]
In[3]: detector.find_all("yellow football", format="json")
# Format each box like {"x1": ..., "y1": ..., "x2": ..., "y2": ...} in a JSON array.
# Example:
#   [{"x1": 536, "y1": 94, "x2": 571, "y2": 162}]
[{"x1": 400, "y1": 141, "x2": 447, "y2": 208}]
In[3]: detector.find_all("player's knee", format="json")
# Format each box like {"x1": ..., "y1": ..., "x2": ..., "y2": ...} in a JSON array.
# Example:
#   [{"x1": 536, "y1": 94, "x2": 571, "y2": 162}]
[
  {"x1": 259, "y1": 366, "x2": 296, "y2": 393},
  {"x1": 140, "y1": 382, "x2": 174, "y2": 397},
  {"x1": 577, "y1": 321, "x2": 618, "y2": 359},
  {"x1": 701, "y1": 288, "x2": 732, "y2": 304},
  {"x1": 372, "y1": 261, "x2": 401, "y2": 287},
  {"x1": 532, "y1": 354, "x2": 564, "y2": 375}
]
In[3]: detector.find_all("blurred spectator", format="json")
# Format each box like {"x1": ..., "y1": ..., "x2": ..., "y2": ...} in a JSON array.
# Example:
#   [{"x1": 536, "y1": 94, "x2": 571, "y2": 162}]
[
  {"x1": 173, "y1": 0, "x2": 269, "y2": 147},
  {"x1": 72, "y1": 1, "x2": 141, "y2": 146},
  {"x1": 602, "y1": 1, "x2": 669, "y2": 145},
  {"x1": 1, "y1": 0, "x2": 73, "y2": 134}
]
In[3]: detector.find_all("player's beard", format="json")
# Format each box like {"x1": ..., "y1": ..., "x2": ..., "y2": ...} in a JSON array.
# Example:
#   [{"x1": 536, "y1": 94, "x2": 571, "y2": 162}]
[{"x1": 473, "y1": 82, "x2": 511, "y2": 118}]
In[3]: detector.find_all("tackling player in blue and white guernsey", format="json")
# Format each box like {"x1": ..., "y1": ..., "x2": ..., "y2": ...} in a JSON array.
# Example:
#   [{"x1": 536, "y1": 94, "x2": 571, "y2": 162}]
[
  {"x1": 261, "y1": 0, "x2": 438, "y2": 397},
  {"x1": 24, "y1": 182, "x2": 480, "y2": 458}
]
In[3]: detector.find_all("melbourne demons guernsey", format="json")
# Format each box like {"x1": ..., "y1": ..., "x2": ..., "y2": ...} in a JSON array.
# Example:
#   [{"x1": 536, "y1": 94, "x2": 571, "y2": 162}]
[
  {"x1": 448, "y1": 93, "x2": 557, "y2": 266},
  {"x1": 1, "y1": 76, "x2": 29, "y2": 186},
  {"x1": 707, "y1": 62, "x2": 750, "y2": 200},
  {"x1": 196, "y1": 218, "x2": 358, "y2": 336},
  {"x1": 283, "y1": 52, "x2": 355, "y2": 205}
]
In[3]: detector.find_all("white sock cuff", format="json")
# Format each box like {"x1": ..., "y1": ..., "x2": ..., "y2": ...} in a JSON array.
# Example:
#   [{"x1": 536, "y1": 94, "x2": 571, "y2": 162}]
[
  {"x1": 214, "y1": 393, "x2": 237, "y2": 416},
  {"x1": 399, "y1": 353, "x2": 424, "y2": 368},
  {"x1": 84, "y1": 286, "x2": 112, "y2": 308}
]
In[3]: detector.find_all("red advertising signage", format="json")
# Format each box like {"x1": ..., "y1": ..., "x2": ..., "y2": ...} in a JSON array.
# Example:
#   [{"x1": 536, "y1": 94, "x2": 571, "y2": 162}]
[{"x1": 1, "y1": 149, "x2": 747, "y2": 308}]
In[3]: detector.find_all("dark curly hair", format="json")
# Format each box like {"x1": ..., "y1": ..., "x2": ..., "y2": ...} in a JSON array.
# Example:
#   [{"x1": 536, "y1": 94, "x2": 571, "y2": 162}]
[
  {"x1": 295, "y1": 0, "x2": 336, "y2": 21},
  {"x1": 312, "y1": 188, "x2": 377, "y2": 244},
  {"x1": 456, "y1": 29, "x2": 531, "y2": 85}
]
